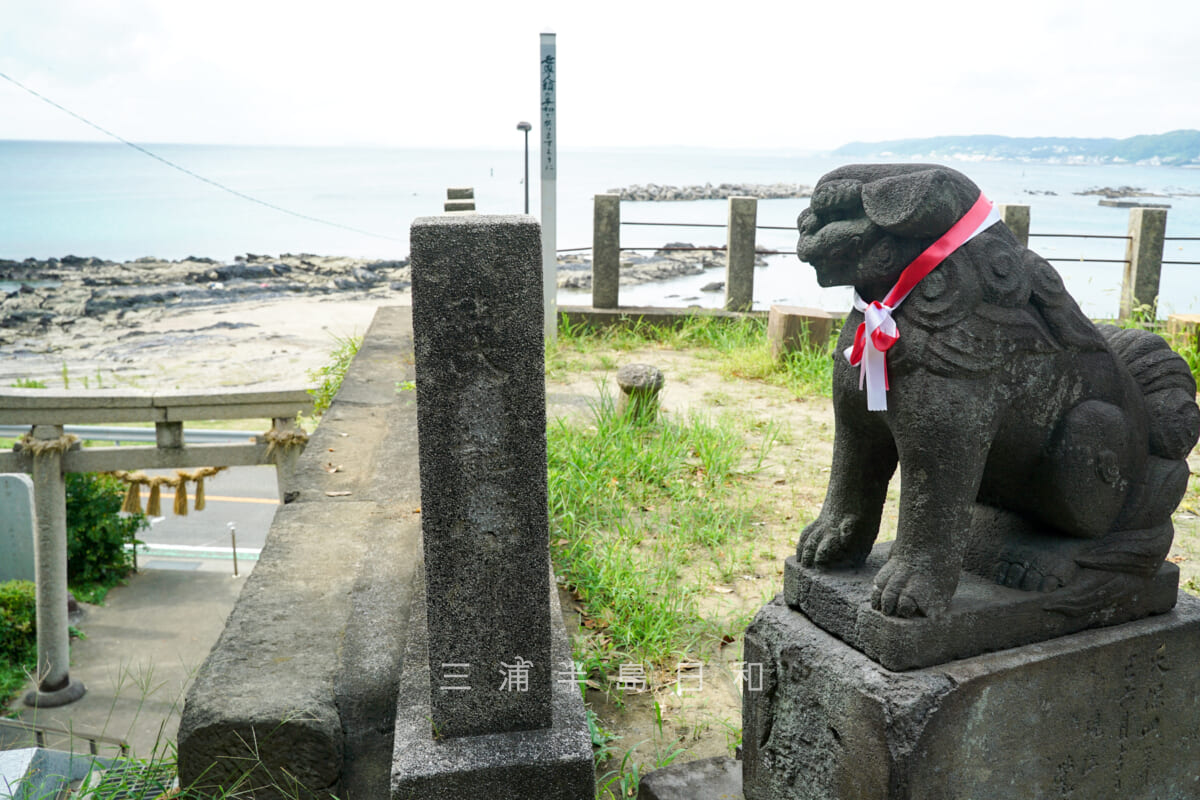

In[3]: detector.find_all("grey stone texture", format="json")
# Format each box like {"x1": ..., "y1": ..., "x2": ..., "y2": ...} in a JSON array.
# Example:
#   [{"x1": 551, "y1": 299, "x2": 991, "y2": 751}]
[
  {"x1": 390, "y1": 567, "x2": 594, "y2": 800},
  {"x1": 446, "y1": 187, "x2": 475, "y2": 200},
  {"x1": 615, "y1": 363, "x2": 664, "y2": 421},
  {"x1": 794, "y1": 164, "x2": 1200, "y2": 623},
  {"x1": 592, "y1": 193, "x2": 621, "y2": 309},
  {"x1": 637, "y1": 756, "x2": 742, "y2": 800},
  {"x1": 725, "y1": 196, "x2": 758, "y2": 311},
  {"x1": 178, "y1": 306, "x2": 421, "y2": 800},
  {"x1": 409, "y1": 214, "x2": 552, "y2": 737},
  {"x1": 0, "y1": 473, "x2": 36, "y2": 583},
  {"x1": 742, "y1": 593, "x2": 1200, "y2": 800},
  {"x1": 785, "y1": 542, "x2": 1179, "y2": 671},
  {"x1": 1121, "y1": 206, "x2": 1167, "y2": 318}
]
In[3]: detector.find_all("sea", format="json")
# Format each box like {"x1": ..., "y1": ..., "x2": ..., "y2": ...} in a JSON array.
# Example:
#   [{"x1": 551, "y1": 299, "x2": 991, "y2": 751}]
[{"x1": 3, "y1": 139, "x2": 1200, "y2": 319}]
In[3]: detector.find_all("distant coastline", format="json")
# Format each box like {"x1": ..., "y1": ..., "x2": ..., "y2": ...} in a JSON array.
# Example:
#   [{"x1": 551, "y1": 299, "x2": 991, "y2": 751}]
[{"x1": 835, "y1": 130, "x2": 1200, "y2": 167}]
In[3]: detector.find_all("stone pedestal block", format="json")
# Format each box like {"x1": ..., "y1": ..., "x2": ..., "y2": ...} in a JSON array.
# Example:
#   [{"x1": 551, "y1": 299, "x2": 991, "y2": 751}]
[
  {"x1": 742, "y1": 594, "x2": 1200, "y2": 800},
  {"x1": 784, "y1": 543, "x2": 1179, "y2": 671},
  {"x1": 390, "y1": 569, "x2": 594, "y2": 800},
  {"x1": 766, "y1": 305, "x2": 834, "y2": 360}
]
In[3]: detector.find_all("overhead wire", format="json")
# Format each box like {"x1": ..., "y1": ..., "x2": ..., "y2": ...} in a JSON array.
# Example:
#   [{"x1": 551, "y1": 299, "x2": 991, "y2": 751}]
[{"x1": 0, "y1": 70, "x2": 403, "y2": 242}]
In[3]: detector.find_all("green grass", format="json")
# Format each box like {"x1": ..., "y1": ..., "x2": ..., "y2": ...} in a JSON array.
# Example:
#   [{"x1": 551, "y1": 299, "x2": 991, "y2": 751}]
[
  {"x1": 547, "y1": 388, "x2": 775, "y2": 689},
  {"x1": 307, "y1": 332, "x2": 362, "y2": 417},
  {"x1": 551, "y1": 313, "x2": 839, "y2": 398}
]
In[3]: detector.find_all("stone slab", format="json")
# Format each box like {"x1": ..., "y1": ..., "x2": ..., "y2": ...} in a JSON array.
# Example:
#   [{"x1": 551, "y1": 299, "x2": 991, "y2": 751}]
[
  {"x1": 410, "y1": 214, "x2": 552, "y2": 738},
  {"x1": 0, "y1": 473, "x2": 36, "y2": 582},
  {"x1": 178, "y1": 307, "x2": 421, "y2": 800},
  {"x1": 390, "y1": 567, "x2": 594, "y2": 800},
  {"x1": 784, "y1": 541, "x2": 1179, "y2": 671},
  {"x1": 0, "y1": 748, "x2": 110, "y2": 800},
  {"x1": 638, "y1": 756, "x2": 742, "y2": 800},
  {"x1": 742, "y1": 593, "x2": 1200, "y2": 800}
]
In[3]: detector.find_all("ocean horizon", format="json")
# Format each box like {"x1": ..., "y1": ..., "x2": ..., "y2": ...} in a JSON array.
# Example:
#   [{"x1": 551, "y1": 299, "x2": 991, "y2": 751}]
[{"x1": 3, "y1": 139, "x2": 1200, "y2": 318}]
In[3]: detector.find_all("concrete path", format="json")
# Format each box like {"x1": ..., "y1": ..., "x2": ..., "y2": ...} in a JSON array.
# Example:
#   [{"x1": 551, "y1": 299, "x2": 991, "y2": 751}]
[{"x1": 4, "y1": 569, "x2": 246, "y2": 760}]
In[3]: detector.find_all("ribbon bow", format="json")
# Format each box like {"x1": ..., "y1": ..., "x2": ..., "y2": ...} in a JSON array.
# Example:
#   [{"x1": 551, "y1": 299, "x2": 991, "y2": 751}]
[{"x1": 844, "y1": 192, "x2": 1000, "y2": 411}]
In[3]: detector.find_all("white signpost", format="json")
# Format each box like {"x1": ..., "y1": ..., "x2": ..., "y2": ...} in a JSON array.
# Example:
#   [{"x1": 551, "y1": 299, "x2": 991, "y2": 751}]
[{"x1": 539, "y1": 31, "x2": 557, "y2": 342}]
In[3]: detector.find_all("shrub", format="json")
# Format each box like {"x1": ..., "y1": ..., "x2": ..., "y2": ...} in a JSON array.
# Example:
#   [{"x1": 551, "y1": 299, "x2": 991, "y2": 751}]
[
  {"x1": 0, "y1": 580, "x2": 37, "y2": 663},
  {"x1": 66, "y1": 472, "x2": 148, "y2": 587}
]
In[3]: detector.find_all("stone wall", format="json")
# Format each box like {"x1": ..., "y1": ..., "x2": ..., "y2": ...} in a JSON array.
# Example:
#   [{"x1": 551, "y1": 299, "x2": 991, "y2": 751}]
[{"x1": 177, "y1": 305, "x2": 421, "y2": 800}]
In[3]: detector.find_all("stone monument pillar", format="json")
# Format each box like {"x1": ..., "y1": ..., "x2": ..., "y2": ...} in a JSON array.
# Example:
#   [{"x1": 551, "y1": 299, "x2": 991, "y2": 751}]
[{"x1": 391, "y1": 214, "x2": 593, "y2": 799}]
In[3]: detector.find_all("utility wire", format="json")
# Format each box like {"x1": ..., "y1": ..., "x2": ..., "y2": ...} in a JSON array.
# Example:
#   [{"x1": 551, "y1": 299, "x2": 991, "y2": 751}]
[{"x1": 0, "y1": 70, "x2": 403, "y2": 242}]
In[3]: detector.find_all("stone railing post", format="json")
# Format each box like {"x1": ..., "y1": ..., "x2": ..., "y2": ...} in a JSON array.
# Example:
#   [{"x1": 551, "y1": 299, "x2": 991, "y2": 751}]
[
  {"x1": 725, "y1": 196, "x2": 757, "y2": 312},
  {"x1": 268, "y1": 416, "x2": 305, "y2": 504},
  {"x1": 592, "y1": 194, "x2": 621, "y2": 309},
  {"x1": 1121, "y1": 207, "x2": 1168, "y2": 320},
  {"x1": 25, "y1": 425, "x2": 86, "y2": 707},
  {"x1": 444, "y1": 187, "x2": 475, "y2": 213},
  {"x1": 998, "y1": 203, "x2": 1030, "y2": 248}
]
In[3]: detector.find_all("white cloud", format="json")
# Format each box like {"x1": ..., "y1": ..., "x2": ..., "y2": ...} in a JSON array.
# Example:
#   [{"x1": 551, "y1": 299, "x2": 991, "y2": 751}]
[{"x1": 1, "y1": 0, "x2": 1197, "y2": 149}]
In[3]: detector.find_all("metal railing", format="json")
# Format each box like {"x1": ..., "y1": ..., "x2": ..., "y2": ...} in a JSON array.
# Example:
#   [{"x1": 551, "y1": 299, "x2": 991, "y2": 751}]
[
  {"x1": 0, "y1": 718, "x2": 130, "y2": 757},
  {"x1": 0, "y1": 424, "x2": 257, "y2": 444}
]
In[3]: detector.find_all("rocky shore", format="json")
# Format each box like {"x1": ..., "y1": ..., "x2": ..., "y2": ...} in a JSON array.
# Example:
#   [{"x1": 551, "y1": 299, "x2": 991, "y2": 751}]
[
  {"x1": 607, "y1": 182, "x2": 812, "y2": 202},
  {"x1": 0, "y1": 245, "x2": 751, "y2": 348},
  {"x1": 1073, "y1": 186, "x2": 1200, "y2": 199},
  {"x1": 0, "y1": 253, "x2": 412, "y2": 346}
]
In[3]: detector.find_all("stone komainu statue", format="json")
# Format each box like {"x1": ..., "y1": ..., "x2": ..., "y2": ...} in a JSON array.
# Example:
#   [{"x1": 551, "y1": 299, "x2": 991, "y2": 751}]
[{"x1": 794, "y1": 163, "x2": 1200, "y2": 619}]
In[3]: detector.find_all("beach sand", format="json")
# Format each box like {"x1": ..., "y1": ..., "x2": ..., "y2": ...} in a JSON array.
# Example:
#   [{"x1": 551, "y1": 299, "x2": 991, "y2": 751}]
[{"x1": 1, "y1": 292, "x2": 411, "y2": 392}]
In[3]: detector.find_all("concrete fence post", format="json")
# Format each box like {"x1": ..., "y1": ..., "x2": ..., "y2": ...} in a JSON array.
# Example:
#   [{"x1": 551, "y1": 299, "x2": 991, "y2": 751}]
[
  {"x1": 998, "y1": 204, "x2": 1030, "y2": 248},
  {"x1": 25, "y1": 424, "x2": 86, "y2": 707},
  {"x1": 726, "y1": 196, "x2": 758, "y2": 312},
  {"x1": 270, "y1": 416, "x2": 303, "y2": 504},
  {"x1": 444, "y1": 187, "x2": 475, "y2": 213},
  {"x1": 592, "y1": 194, "x2": 620, "y2": 309},
  {"x1": 1121, "y1": 207, "x2": 1168, "y2": 320}
]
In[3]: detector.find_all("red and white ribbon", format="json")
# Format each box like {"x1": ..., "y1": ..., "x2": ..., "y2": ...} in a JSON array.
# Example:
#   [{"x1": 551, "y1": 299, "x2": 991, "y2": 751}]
[{"x1": 844, "y1": 193, "x2": 1001, "y2": 411}]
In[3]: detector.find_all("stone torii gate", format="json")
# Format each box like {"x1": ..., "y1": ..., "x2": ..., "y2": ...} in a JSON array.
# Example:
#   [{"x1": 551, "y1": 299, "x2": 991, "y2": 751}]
[{"x1": 0, "y1": 388, "x2": 311, "y2": 707}]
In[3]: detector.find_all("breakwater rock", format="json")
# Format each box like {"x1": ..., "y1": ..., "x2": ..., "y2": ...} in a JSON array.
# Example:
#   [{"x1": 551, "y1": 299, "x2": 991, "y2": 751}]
[
  {"x1": 0, "y1": 253, "x2": 410, "y2": 345},
  {"x1": 607, "y1": 182, "x2": 812, "y2": 202},
  {"x1": 556, "y1": 243, "x2": 767, "y2": 291}
]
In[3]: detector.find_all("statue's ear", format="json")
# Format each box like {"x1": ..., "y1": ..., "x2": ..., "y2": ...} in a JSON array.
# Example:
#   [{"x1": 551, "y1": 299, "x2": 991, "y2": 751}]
[{"x1": 861, "y1": 169, "x2": 972, "y2": 238}]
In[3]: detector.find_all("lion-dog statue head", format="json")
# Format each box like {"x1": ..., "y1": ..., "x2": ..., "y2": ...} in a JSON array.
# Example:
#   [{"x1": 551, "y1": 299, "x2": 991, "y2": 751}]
[{"x1": 795, "y1": 163, "x2": 1199, "y2": 618}]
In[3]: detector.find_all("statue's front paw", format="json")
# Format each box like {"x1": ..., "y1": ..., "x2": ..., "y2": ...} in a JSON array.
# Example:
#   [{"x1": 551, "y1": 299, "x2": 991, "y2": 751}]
[
  {"x1": 797, "y1": 515, "x2": 872, "y2": 568},
  {"x1": 871, "y1": 557, "x2": 955, "y2": 618}
]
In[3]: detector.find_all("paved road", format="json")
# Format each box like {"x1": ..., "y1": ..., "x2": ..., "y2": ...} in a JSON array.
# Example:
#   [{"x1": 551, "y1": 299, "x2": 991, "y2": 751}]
[{"x1": 133, "y1": 465, "x2": 279, "y2": 574}]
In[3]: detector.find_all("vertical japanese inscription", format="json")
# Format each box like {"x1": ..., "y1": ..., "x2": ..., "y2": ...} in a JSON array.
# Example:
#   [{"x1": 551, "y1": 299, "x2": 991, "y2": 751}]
[
  {"x1": 540, "y1": 34, "x2": 556, "y2": 178},
  {"x1": 410, "y1": 214, "x2": 552, "y2": 737}
]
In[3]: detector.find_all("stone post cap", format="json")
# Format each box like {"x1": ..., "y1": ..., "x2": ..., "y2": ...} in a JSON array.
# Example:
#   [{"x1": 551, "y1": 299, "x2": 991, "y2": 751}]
[
  {"x1": 446, "y1": 187, "x2": 475, "y2": 200},
  {"x1": 616, "y1": 364, "x2": 665, "y2": 393}
]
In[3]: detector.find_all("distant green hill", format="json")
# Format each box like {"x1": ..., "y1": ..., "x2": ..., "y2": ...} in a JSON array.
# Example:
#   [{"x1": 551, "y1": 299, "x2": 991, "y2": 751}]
[{"x1": 834, "y1": 130, "x2": 1200, "y2": 165}]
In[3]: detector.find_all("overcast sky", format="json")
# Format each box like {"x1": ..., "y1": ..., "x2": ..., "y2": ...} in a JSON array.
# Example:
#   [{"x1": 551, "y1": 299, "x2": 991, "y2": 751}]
[{"x1": 1, "y1": 0, "x2": 1196, "y2": 151}]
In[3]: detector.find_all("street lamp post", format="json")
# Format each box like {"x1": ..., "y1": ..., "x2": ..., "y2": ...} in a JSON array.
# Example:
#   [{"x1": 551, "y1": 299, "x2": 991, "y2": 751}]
[{"x1": 516, "y1": 121, "x2": 532, "y2": 214}]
